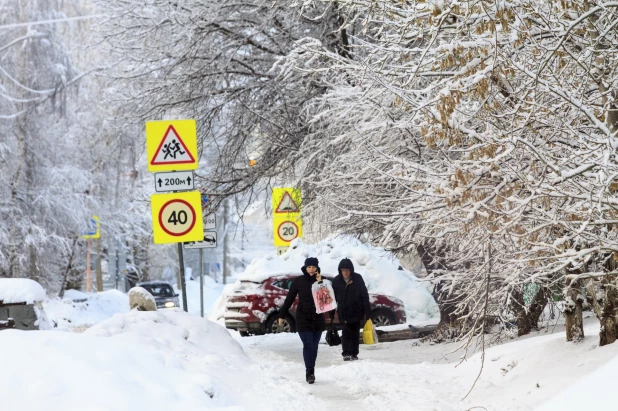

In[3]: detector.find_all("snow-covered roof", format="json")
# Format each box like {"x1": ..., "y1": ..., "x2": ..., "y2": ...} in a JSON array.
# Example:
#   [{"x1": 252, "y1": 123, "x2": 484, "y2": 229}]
[{"x1": 0, "y1": 278, "x2": 46, "y2": 304}]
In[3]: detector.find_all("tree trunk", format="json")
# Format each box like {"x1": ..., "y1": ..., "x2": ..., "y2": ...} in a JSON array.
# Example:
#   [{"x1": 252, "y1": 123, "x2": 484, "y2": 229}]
[
  {"x1": 417, "y1": 243, "x2": 462, "y2": 340},
  {"x1": 564, "y1": 277, "x2": 584, "y2": 343},
  {"x1": 59, "y1": 236, "x2": 79, "y2": 299},
  {"x1": 512, "y1": 285, "x2": 550, "y2": 336},
  {"x1": 599, "y1": 276, "x2": 618, "y2": 346}
]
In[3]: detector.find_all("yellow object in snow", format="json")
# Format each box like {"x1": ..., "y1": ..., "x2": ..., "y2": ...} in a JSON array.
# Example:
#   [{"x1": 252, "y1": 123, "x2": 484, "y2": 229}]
[{"x1": 362, "y1": 320, "x2": 378, "y2": 345}]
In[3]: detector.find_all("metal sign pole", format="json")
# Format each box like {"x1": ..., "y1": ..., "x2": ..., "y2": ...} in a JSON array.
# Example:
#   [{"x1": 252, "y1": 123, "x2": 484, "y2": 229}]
[
  {"x1": 199, "y1": 248, "x2": 204, "y2": 318},
  {"x1": 115, "y1": 243, "x2": 119, "y2": 290},
  {"x1": 177, "y1": 243, "x2": 188, "y2": 312},
  {"x1": 86, "y1": 239, "x2": 91, "y2": 292}
]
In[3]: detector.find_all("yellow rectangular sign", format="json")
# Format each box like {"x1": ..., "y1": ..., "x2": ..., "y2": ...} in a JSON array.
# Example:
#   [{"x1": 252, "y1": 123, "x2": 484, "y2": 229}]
[
  {"x1": 151, "y1": 191, "x2": 204, "y2": 244},
  {"x1": 273, "y1": 215, "x2": 302, "y2": 247},
  {"x1": 272, "y1": 187, "x2": 302, "y2": 217},
  {"x1": 146, "y1": 119, "x2": 198, "y2": 172},
  {"x1": 81, "y1": 216, "x2": 100, "y2": 239}
]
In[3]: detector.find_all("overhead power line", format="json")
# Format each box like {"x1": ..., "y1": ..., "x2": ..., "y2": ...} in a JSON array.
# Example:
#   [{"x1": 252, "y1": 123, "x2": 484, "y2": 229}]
[{"x1": 0, "y1": 14, "x2": 106, "y2": 30}]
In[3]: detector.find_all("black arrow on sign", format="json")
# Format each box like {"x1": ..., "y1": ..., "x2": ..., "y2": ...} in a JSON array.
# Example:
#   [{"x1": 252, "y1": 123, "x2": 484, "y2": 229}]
[
  {"x1": 158, "y1": 178, "x2": 163, "y2": 187},
  {"x1": 187, "y1": 176, "x2": 192, "y2": 185}
]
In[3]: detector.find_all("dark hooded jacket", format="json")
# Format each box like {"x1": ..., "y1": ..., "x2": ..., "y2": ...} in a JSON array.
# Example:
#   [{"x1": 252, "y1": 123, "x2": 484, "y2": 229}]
[
  {"x1": 331, "y1": 259, "x2": 371, "y2": 324},
  {"x1": 278, "y1": 266, "x2": 326, "y2": 332}
]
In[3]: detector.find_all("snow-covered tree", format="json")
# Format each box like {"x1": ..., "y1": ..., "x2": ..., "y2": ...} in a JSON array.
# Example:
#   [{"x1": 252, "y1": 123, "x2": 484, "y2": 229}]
[
  {"x1": 0, "y1": 1, "x2": 153, "y2": 293},
  {"x1": 287, "y1": 0, "x2": 618, "y2": 345}
]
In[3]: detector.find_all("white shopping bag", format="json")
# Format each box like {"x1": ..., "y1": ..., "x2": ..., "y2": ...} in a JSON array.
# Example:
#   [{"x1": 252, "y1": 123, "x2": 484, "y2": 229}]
[{"x1": 312, "y1": 279, "x2": 337, "y2": 314}]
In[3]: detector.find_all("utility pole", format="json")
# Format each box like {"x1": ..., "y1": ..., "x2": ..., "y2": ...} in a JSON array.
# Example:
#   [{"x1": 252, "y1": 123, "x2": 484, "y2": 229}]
[
  {"x1": 86, "y1": 239, "x2": 91, "y2": 292},
  {"x1": 95, "y1": 238, "x2": 103, "y2": 292}
]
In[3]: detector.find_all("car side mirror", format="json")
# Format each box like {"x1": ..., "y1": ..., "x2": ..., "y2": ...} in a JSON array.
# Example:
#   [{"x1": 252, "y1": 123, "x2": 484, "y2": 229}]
[{"x1": 173, "y1": 293, "x2": 179, "y2": 297}]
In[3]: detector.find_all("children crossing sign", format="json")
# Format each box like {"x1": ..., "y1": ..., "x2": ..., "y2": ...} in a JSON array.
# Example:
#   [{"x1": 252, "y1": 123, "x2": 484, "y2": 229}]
[
  {"x1": 150, "y1": 191, "x2": 204, "y2": 244},
  {"x1": 146, "y1": 120, "x2": 198, "y2": 172}
]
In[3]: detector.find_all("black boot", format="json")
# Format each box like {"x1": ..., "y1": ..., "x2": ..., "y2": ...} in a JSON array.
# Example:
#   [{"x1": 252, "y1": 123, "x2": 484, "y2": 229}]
[{"x1": 306, "y1": 368, "x2": 315, "y2": 384}]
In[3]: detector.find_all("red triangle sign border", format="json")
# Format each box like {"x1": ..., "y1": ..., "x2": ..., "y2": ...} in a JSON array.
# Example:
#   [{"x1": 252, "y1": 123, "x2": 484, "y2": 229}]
[
  {"x1": 150, "y1": 125, "x2": 196, "y2": 165},
  {"x1": 275, "y1": 191, "x2": 300, "y2": 213}
]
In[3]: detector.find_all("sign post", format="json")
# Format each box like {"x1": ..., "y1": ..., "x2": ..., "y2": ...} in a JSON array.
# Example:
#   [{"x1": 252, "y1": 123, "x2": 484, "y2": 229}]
[
  {"x1": 81, "y1": 216, "x2": 100, "y2": 293},
  {"x1": 86, "y1": 239, "x2": 91, "y2": 293},
  {"x1": 177, "y1": 243, "x2": 188, "y2": 312},
  {"x1": 199, "y1": 248, "x2": 204, "y2": 318},
  {"x1": 146, "y1": 119, "x2": 201, "y2": 313}
]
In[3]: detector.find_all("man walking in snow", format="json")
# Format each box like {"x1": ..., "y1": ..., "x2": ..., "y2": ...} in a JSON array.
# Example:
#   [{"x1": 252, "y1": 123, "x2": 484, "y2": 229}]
[{"x1": 330, "y1": 258, "x2": 371, "y2": 361}]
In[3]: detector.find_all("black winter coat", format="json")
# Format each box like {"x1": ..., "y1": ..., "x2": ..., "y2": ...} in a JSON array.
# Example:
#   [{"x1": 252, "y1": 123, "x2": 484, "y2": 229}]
[
  {"x1": 331, "y1": 261, "x2": 371, "y2": 324},
  {"x1": 278, "y1": 267, "x2": 327, "y2": 332}
]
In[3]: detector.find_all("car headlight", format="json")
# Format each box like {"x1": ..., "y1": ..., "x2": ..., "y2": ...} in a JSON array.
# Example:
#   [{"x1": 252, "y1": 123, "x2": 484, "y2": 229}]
[{"x1": 164, "y1": 301, "x2": 175, "y2": 308}]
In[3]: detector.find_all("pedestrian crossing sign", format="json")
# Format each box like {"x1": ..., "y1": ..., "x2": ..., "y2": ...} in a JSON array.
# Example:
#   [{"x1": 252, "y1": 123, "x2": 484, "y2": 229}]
[{"x1": 146, "y1": 119, "x2": 198, "y2": 172}]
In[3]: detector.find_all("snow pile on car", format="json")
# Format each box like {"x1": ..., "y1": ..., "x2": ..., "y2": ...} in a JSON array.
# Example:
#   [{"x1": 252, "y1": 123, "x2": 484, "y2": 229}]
[
  {"x1": 0, "y1": 309, "x2": 326, "y2": 411},
  {"x1": 220, "y1": 236, "x2": 438, "y2": 323},
  {"x1": 0, "y1": 278, "x2": 46, "y2": 304},
  {"x1": 43, "y1": 289, "x2": 130, "y2": 331}
]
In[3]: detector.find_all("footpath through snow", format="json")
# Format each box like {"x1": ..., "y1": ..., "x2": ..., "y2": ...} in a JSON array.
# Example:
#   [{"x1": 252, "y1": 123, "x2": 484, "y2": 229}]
[{"x1": 236, "y1": 321, "x2": 618, "y2": 411}]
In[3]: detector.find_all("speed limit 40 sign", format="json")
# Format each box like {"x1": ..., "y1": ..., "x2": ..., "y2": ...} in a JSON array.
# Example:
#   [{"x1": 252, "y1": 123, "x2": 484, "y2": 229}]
[
  {"x1": 151, "y1": 191, "x2": 204, "y2": 244},
  {"x1": 274, "y1": 217, "x2": 303, "y2": 247}
]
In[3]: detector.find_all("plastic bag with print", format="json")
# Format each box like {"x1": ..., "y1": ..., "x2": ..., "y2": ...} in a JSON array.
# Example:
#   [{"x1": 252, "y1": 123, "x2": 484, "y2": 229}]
[{"x1": 312, "y1": 279, "x2": 337, "y2": 314}]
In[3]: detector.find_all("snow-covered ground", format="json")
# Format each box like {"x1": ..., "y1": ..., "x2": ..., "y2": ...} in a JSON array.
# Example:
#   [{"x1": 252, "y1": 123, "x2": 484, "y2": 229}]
[
  {"x1": 235, "y1": 321, "x2": 618, "y2": 410},
  {"x1": 43, "y1": 290, "x2": 129, "y2": 331},
  {"x1": 4, "y1": 279, "x2": 618, "y2": 410},
  {"x1": 0, "y1": 309, "x2": 328, "y2": 411}
]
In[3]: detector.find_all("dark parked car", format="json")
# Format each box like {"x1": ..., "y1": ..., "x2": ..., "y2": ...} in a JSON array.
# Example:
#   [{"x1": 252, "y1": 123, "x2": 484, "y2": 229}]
[
  {"x1": 224, "y1": 274, "x2": 406, "y2": 336},
  {"x1": 136, "y1": 281, "x2": 180, "y2": 309}
]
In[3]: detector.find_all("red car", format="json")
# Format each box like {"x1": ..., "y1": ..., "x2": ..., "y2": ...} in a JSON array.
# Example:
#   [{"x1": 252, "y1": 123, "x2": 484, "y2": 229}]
[{"x1": 224, "y1": 274, "x2": 407, "y2": 336}]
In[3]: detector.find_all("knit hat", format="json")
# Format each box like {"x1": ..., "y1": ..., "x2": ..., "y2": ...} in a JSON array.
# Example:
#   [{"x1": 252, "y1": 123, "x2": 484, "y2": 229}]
[{"x1": 304, "y1": 257, "x2": 319, "y2": 268}]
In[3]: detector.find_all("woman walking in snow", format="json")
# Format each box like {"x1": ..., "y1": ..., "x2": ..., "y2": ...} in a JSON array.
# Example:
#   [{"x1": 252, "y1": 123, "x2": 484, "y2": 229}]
[{"x1": 278, "y1": 257, "x2": 329, "y2": 384}]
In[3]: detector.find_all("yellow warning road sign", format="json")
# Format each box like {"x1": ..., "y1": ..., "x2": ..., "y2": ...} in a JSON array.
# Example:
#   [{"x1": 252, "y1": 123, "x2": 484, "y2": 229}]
[
  {"x1": 151, "y1": 191, "x2": 204, "y2": 244},
  {"x1": 272, "y1": 187, "x2": 301, "y2": 217},
  {"x1": 146, "y1": 119, "x2": 198, "y2": 172},
  {"x1": 273, "y1": 216, "x2": 302, "y2": 247}
]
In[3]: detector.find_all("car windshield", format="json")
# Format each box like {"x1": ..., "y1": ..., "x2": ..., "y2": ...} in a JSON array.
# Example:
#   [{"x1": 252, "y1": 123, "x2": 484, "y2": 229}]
[{"x1": 142, "y1": 284, "x2": 175, "y2": 297}]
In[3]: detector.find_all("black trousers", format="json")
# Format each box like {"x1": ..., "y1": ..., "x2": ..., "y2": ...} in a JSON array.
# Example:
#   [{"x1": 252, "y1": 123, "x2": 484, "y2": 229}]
[{"x1": 341, "y1": 322, "x2": 361, "y2": 356}]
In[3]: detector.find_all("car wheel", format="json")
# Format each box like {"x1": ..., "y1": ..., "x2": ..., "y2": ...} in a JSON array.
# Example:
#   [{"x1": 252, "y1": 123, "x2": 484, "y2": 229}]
[
  {"x1": 371, "y1": 309, "x2": 395, "y2": 327},
  {"x1": 266, "y1": 314, "x2": 295, "y2": 334},
  {"x1": 239, "y1": 331, "x2": 250, "y2": 337}
]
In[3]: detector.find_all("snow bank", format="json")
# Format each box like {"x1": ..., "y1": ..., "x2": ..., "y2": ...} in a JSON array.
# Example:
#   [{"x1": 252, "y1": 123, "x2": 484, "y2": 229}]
[
  {"x1": 458, "y1": 321, "x2": 618, "y2": 410},
  {"x1": 536, "y1": 350, "x2": 618, "y2": 410},
  {"x1": 62, "y1": 289, "x2": 88, "y2": 301},
  {"x1": 0, "y1": 309, "x2": 328, "y2": 410},
  {"x1": 43, "y1": 290, "x2": 129, "y2": 331},
  {"x1": 234, "y1": 237, "x2": 438, "y2": 322},
  {"x1": 0, "y1": 278, "x2": 46, "y2": 304}
]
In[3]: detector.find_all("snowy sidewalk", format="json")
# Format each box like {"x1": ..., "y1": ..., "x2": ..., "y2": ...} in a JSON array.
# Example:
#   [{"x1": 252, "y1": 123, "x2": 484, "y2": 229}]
[
  {"x1": 238, "y1": 333, "x2": 463, "y2": 411},
  {"x1": 237, "y1": 322, "x2": 618, "y2": 411}
]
